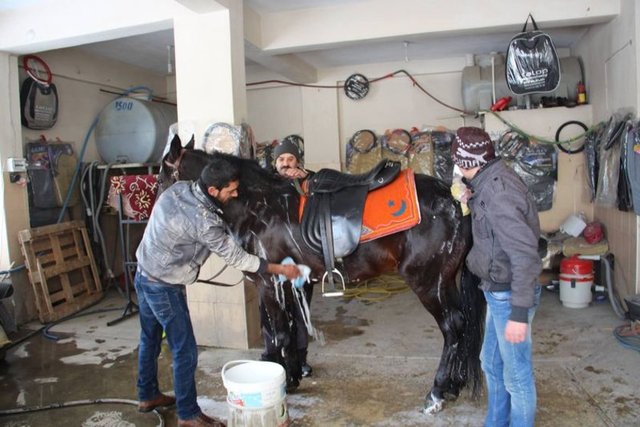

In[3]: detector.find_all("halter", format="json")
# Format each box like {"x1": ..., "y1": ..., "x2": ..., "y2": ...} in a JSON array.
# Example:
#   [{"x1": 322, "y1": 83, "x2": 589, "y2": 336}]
[{"x1": 163, "y1": 148, "x2": 187, "y2": 182}]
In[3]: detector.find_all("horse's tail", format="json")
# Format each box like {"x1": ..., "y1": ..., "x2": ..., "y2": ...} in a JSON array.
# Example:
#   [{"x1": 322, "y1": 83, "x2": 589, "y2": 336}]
[{"x1": 460, "y1": 256, "x2": 485, "y2": 398}]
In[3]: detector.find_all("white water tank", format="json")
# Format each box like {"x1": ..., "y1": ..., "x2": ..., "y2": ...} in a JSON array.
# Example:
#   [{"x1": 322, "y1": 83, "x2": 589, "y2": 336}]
[{"x1": 95, "y1": 98, "x2": 177, "y2": 164}]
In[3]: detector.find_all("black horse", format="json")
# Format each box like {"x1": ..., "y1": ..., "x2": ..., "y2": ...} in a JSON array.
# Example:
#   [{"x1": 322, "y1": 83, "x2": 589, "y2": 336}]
[{"x1": 159, "y1": 135, "x2": 484, "y2": 414}]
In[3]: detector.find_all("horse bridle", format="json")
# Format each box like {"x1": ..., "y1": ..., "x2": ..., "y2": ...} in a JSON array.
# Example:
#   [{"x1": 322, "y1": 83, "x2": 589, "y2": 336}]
[{"x1": 163, "y1": 147, "x2": 187, "y2": 182}]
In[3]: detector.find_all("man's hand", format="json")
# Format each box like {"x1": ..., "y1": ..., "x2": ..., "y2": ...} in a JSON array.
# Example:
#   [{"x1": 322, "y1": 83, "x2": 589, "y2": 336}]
[
  {"x1": 505, "y1": 320, "x2": 528, "y2": 344},
  {"x1": 280, "y1": 264, "x2": 301, "y2": 280},
  {"x1": 267, "y1": 263, "x2": 301, "y2": 280},
  {"x1": 280, "y1": 167, "x2": 308, "y2": 179}
]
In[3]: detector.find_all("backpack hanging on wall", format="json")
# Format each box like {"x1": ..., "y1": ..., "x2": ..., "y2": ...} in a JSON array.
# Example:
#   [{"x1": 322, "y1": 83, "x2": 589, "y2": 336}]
[
  {"x1": 505, "y1": 14, "x2": 561, "y2": 95},
  {"x1": 20, "y1": 76, "x2": 59, "y2": 129}
]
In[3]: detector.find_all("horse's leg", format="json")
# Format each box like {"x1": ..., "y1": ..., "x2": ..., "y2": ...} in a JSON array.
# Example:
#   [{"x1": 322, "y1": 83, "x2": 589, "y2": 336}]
[
  {"x1": 405, "y1": 268, "x2": 467, "y2": 413},
  {"x1": 258, "y1": 277, "x2": 302, "y2": 391},
  {"x1": 396, "y1": 209, "x2": 475, "y2": 413}
]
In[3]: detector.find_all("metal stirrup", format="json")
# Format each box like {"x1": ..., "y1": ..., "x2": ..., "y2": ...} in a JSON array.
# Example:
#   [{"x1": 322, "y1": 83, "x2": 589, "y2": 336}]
[{"x1": 321, "y1": 269, "x2": 345, "y2": 297}]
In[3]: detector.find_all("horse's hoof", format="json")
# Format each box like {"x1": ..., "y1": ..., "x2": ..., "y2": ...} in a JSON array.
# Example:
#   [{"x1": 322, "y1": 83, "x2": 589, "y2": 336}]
[
  {"x1": 422, "y1": 392, "x2": 445, "y2": 415},
  {"x1": 286, "y1": 379, "x2": 300, "y2": 394},
  {"x1": 443, "y1": 390, "x2": 460, "y2": 401}
]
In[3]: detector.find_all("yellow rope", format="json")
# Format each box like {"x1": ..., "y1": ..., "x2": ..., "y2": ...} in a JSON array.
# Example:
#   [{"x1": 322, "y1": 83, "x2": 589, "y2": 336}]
[{"x1": 342, "y1": 273, "x2": 409, "y2": 302}]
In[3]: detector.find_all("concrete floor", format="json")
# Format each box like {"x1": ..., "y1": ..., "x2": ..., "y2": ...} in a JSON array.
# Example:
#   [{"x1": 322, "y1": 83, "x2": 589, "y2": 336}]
[{"x1": 0, "y1": 282, "x2": 639, "y2": 427}]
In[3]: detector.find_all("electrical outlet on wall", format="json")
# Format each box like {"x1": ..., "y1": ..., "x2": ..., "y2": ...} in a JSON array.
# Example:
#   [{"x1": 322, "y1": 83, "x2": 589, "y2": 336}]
[{"x1": 6, "y1": 158, "x2": 27, "y2": 173}]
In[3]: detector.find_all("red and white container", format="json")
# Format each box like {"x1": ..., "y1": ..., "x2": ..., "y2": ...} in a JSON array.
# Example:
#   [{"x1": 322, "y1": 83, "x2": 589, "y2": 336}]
[{"x1": 559, "y1": 256, "x2": 594, "y2": 308}]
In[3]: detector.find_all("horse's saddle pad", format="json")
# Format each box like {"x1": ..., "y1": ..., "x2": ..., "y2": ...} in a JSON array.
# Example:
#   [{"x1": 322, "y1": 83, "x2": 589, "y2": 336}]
[{"x1": 300, "y1": 162, "x2": 420, "y2": 257}]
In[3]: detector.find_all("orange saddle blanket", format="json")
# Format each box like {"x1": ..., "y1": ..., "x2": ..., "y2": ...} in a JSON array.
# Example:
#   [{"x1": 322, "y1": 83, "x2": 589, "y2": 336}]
[{"x1": 299, "y1": 169, "x2": 421, "y2": 243}]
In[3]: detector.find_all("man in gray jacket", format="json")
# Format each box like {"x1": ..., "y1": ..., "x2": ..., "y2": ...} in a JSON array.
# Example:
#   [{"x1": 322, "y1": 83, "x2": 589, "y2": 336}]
[
  {"x1": 134, "y1": 157, "x2": 301, "y2": 427},
  {"x1": 452, "y1": 127, "x2": 542, "y2": 427}
]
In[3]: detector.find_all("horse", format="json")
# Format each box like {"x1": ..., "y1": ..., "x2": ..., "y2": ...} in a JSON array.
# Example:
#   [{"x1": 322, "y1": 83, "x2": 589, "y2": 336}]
[{"x1": 158, "y1": 135, "x2": 485, "y2": 414}]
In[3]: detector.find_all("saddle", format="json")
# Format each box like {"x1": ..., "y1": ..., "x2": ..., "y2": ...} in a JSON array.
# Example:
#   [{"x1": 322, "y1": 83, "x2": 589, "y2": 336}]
[{"x1": 301, "y1": 160, "x2": 401, "y2": 296}]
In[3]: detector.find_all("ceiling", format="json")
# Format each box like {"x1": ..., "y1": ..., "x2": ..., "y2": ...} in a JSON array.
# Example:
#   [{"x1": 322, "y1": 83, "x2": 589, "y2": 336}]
[{"x1": 69, "y1": 0, "x2": 594, "y2": 80}]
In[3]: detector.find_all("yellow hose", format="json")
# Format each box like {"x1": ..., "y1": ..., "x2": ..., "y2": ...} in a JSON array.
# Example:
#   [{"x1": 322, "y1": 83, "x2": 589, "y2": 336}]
[{"x1": 342, "y1": 273, "x2": 409, "y2": 302}]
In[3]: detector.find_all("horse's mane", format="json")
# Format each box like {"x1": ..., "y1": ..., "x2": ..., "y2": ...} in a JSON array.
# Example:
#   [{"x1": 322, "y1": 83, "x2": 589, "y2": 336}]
[
  {"x1": 205, "y1": 153, "x2": 300, "y2": 252},
  {"x1": 208, "y1": 152, "x2": 292, "y2": 195}
]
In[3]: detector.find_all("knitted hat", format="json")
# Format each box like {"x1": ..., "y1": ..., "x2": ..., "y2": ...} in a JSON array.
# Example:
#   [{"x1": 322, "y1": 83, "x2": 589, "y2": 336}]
[
  {"x1": 451, "y1": 127, "x2": 496, "y2": 169},
  {"x1": 273, "y1": 140, "x2": 301, "y2": 162}
]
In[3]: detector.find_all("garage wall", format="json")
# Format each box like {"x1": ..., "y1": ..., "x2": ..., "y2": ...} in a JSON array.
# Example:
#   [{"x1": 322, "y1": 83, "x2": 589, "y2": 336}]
[
  {"x1": 247, "y1": 57, "x2": 480, "y2": 171},
  {"x1": 247, "y1": 62, "x2": 599, "y2": 235},
  {"x1": 574, "y1": 0, "x2": 639, "y2": 298},
  {"x1": 485, "y1": 106, "x2": 594, "y2": 232},
  {"x1": 20, "y1": 48, "x2": 171, "y2": 163},
  {"x1": 6, "y1": 48, "x2": 171, "y2": 323}
]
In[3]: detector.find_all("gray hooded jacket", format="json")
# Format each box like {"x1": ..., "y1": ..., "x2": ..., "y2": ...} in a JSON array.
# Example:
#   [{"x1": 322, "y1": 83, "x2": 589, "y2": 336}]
[
  {"x1": 466, "y1": 159, "x2": 542, "y2": 323},
  {"x1": 136, "y1": 181, "x2": 262, "y2": 286}
]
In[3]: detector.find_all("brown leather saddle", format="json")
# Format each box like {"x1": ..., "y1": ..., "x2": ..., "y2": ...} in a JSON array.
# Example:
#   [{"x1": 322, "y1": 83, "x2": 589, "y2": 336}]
[{"x1": 301, "y1": 160, "x2": 401, "y2": 296}]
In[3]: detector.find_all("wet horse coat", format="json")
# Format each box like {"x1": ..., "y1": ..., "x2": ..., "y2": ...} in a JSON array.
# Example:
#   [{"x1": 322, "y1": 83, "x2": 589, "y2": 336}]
[{"x1": 159, "y1": 135, "x2": 484, "y2": 413}]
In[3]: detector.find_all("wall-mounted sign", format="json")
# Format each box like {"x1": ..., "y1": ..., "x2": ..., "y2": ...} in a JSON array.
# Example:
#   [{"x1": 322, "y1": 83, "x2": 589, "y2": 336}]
[{"x1": 344, "y1": 73, "x2": 370, "y2": 100}]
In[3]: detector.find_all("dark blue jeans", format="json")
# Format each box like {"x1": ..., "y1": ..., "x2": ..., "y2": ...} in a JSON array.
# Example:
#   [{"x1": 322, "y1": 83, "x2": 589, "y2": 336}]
[{"x1": 134, "y1": 270, "x2": 200, "y2": 420}]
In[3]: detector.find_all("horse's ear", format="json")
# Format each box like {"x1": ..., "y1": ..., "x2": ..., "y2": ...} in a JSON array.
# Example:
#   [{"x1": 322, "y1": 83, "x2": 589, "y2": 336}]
[
  {"x1": 185, "y1": 134, "x2": 195, "y2": 150},
  {"x1": 169, "y1": 134, "x2": 182, "y2": 158}
]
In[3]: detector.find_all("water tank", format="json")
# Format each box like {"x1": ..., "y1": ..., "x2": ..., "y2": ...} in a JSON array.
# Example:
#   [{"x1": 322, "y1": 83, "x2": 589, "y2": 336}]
[
  {"x1": 462, "y1": 56, "x2": 583, "y2": 112},
  {"x1": 95, "y1": 98, "x2": 177, "y2": 163}
]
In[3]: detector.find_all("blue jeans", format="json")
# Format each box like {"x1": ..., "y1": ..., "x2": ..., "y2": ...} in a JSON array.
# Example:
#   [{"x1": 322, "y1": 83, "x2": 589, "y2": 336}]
[
  {"x1": 135, "y1": 270, "x2": 200, "y2": 420},
  {"x1": 480, "y1": 285, "x2": 541, "y2": 427}
]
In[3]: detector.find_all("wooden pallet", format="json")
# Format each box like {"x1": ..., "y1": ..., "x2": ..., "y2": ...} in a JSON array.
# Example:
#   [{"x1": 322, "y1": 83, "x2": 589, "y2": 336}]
[{"x1": 18, "y1": 220, "x2": 103, "y2": 323}]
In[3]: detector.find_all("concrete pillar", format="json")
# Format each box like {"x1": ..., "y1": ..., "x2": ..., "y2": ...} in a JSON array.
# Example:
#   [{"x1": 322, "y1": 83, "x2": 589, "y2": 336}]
[
  {"x1": 173, "y1": 5, "x2": 260, "y2": 349},
  {"x1": 173, "y1": 2, "x2": 247, "y2": 145}
]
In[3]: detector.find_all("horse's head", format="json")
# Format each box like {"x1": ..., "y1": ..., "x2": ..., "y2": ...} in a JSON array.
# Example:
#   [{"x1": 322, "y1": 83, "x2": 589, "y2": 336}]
[{"x1": 158, "y1": 134, "x2": 212, "y2": 194}]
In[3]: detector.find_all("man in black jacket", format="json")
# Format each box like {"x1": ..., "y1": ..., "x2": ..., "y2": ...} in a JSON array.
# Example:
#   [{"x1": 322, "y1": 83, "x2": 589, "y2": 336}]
[{"x1": 452, "y1": 127, "x2": 542, "y2": 427}]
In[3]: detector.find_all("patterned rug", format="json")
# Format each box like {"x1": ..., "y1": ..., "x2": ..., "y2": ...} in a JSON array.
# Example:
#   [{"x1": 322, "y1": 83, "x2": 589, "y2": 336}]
[{"x1": 107, "y1": 175, "x2": 158, "y2": 221}]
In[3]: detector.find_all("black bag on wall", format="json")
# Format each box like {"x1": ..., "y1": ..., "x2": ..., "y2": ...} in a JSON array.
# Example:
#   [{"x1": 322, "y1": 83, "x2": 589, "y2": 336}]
[
  {"x1": 506, "y1": 14, "x2": 561, "y2": 95},
  {"x1": 20, "y1": 76, "x2": 59, "y2": 129}
]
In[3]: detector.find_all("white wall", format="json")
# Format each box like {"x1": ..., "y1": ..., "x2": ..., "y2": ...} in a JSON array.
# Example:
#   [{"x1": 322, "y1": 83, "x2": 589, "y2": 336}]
[
  {"x1": 574, "y1": 0, "x2": 639, "y2": 298},
  {"x1": 247, "y1": 57, "x2": 482, "y2": 171},
  {"x1": 20, "y1": 49, "x2": 171, "y2": 162}
]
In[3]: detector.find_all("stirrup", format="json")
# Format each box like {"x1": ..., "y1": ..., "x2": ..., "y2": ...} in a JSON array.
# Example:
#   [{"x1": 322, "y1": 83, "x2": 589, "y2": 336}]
[{"x1": 321, "y1": 269, "x2": 345, "y2": 297}]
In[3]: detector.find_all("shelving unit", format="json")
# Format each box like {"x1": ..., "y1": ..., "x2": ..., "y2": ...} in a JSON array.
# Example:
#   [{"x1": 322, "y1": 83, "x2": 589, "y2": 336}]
[
  {"x1": 107, "y1": 194, "x2": 144, "y2": 326},
  {"x1": 94, "y1": 163, "x2": 159, "y2": 326}
]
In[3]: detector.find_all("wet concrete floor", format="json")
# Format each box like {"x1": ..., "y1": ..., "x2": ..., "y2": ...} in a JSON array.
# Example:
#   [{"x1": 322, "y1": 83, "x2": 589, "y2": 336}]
[{"x1": 1, "y1": 283, "x2": 639, "y2": 426}]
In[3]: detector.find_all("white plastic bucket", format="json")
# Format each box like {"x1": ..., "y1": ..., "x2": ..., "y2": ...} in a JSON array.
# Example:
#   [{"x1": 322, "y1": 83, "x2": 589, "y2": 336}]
[{"x1": 221, "y1": 360, "x2": 289, "y2": 427}]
